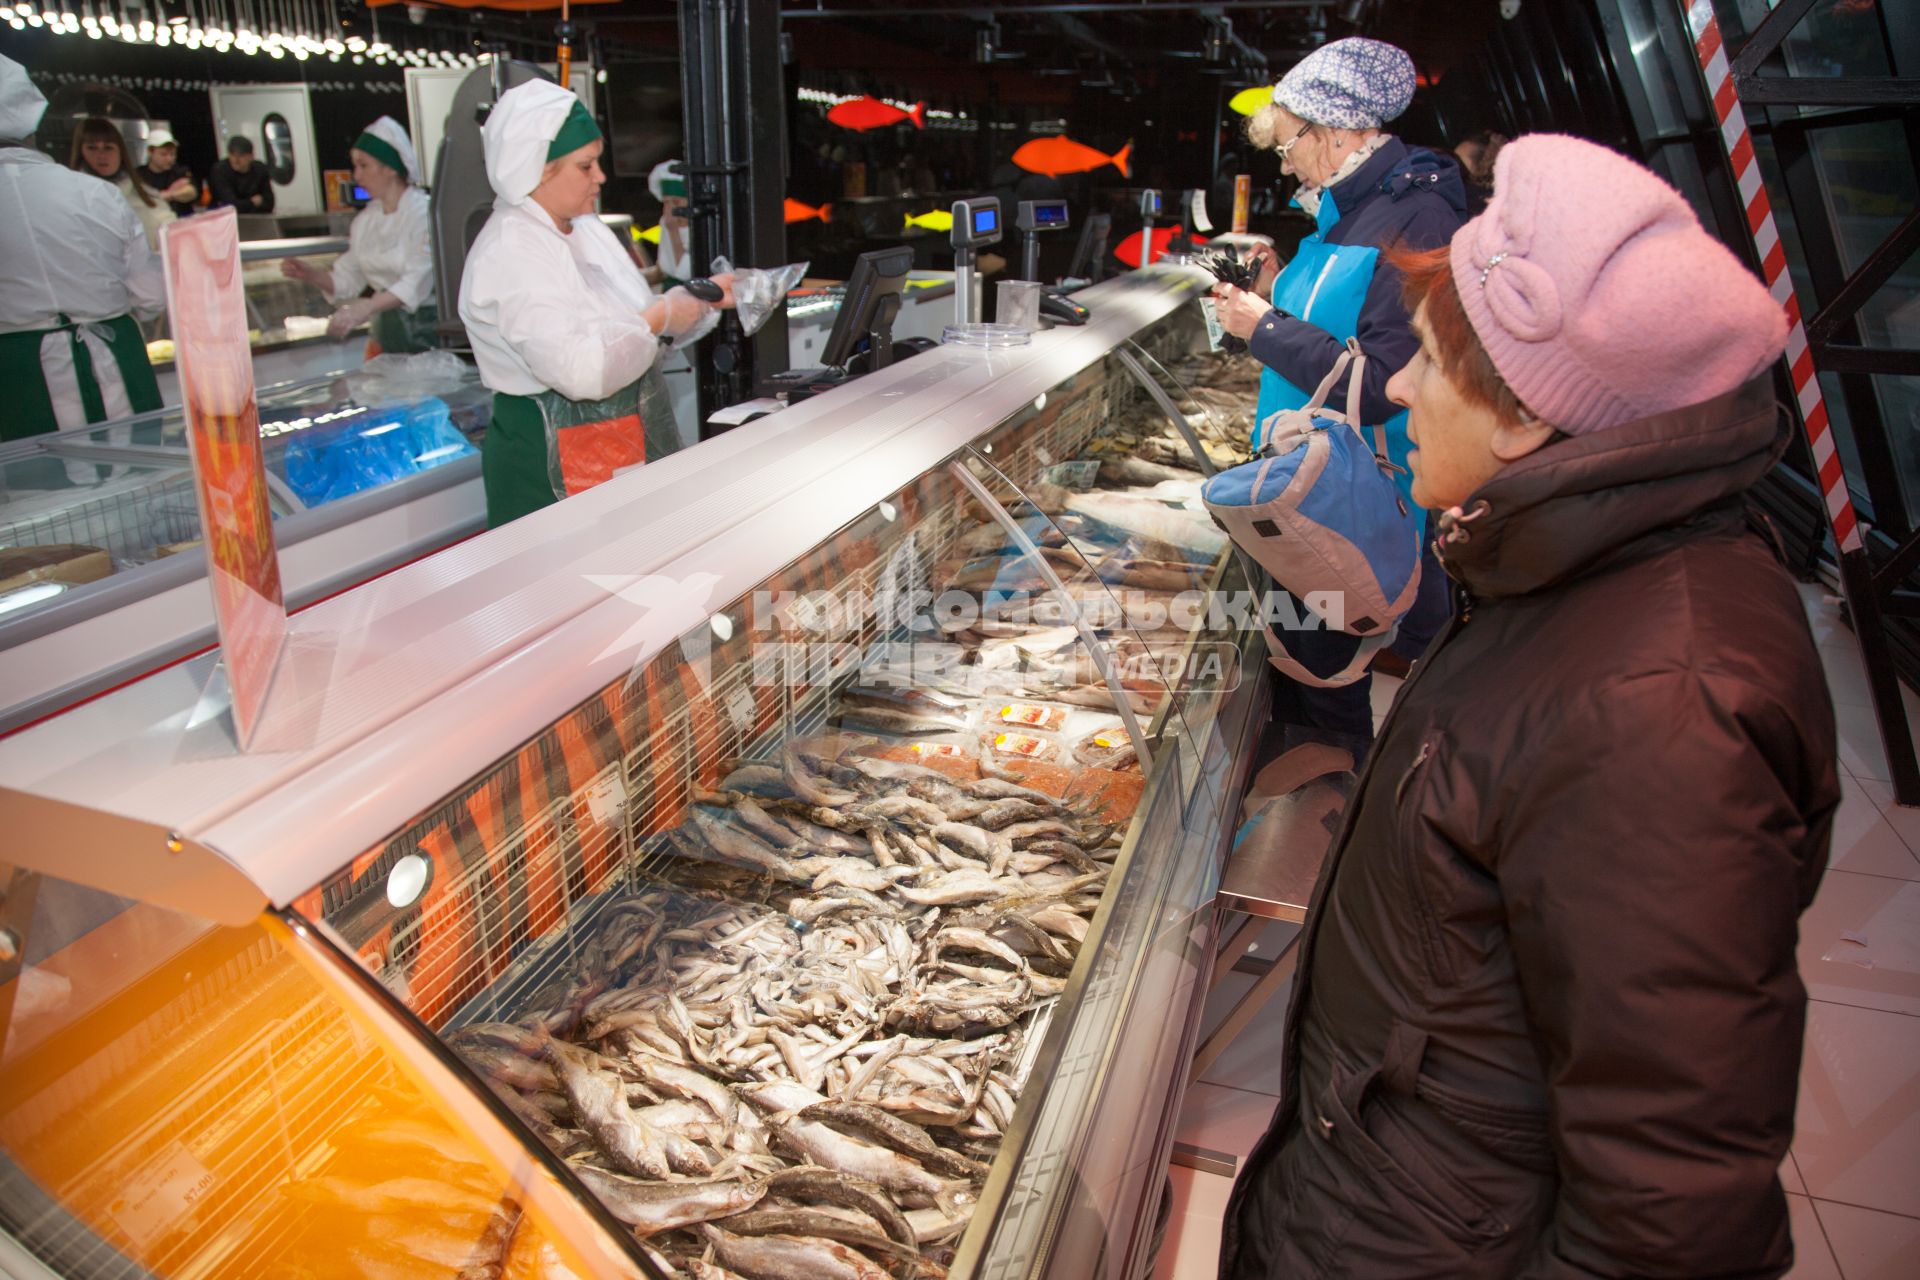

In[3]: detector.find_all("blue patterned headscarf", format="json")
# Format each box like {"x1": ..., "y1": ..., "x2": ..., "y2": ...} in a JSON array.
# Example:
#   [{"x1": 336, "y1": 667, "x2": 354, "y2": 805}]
[{"x1": 1273, "y1": 37, "x2": 1416, "y2": 130}]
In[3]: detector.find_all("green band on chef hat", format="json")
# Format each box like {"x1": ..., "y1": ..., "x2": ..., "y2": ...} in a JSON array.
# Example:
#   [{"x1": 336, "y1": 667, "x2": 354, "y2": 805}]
[
  {"x1": 352, "y1": 131, "x2": 408, "y2": 180},
  {"x1": 546, "y1": 99, "x2": 602, "y2": 161}
]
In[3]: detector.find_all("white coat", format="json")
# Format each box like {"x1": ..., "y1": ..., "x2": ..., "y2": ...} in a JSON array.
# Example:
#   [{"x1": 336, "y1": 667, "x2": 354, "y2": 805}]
[
  {"x1": 458, "y1": 200, "x2": 663, "y2": 402},
  {"x1": 0, "y1": 147, "x2": 166, "y2": 428},
  {"x1": 333, "y1": 185, "x2": 435, "y2": 311}
]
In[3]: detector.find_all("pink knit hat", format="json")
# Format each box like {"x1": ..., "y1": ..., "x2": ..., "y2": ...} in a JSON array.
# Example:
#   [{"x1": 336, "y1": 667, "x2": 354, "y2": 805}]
[{"x1": 1449, "y1": 134, "x2": 1787, "y2": 435}]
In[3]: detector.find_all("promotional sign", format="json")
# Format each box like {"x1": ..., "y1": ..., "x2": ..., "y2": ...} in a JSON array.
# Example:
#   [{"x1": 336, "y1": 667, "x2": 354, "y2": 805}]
[
  {"x1": 1233, "y1": 175, "x2": 1251, "y2": 234},
  {"x1": 159, "y1": 209, "x2": 287, "y2": 747}
]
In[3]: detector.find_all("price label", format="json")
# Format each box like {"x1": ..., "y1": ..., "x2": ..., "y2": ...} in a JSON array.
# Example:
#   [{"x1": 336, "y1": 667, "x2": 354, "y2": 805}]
[
  {"x1": 726, "y1": 687, "x2": 759, "y2": 736},
  {"x1": 584, "y1": 765, "x2": 628, "y2": 828}
]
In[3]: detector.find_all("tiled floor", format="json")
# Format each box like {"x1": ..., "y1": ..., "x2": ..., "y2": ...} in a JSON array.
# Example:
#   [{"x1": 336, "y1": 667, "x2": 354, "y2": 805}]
[{"x1": 1154, "y1": 582, "x2": 1920, "y2": 1279}]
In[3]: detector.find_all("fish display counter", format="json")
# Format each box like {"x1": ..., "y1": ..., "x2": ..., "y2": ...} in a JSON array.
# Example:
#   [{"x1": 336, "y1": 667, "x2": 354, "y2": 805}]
[{"x1": 0, "y1": 264, "x2": 1275, "y2": 1280}]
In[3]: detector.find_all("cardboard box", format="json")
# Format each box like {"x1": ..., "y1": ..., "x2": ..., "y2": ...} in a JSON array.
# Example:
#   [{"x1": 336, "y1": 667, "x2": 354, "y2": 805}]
[{"x1": 0, "y1": 544, "x2": 113, "y2": 595}]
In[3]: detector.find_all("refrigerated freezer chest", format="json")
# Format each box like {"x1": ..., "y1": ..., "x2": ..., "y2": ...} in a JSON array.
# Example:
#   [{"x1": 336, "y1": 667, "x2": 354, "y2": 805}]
[{"x1": 0, "y1": 265, "x2": 1274, "y2": 1280}]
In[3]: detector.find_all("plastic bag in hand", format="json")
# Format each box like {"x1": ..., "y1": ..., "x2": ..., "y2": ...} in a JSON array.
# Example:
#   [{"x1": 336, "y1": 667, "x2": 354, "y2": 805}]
[
  {"x1": 661, "y1": 286, "x2": 721, "y2": 346},
  {"x1": 711, "y1": 255, "x2": 809, "y2": 337}
]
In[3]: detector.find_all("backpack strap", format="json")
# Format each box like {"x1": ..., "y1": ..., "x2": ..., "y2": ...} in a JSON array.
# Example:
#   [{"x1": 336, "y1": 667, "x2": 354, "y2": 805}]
[
  {"x1": 1340, "y1": 337, "x2": 1367, "y2": 429},
  {"x1": 1336, "y1": 336, "x2": 1402, "y2": 472},
  {"x1": 1256, "y1": 345, "x2": 1353, "y2": 453},
  {"x1": 1305, "y1": 345, "x2": 1354, "y2": 418},
  {"x1": 1260, "y1": 617, "x2": 1399, "y2": 688}
]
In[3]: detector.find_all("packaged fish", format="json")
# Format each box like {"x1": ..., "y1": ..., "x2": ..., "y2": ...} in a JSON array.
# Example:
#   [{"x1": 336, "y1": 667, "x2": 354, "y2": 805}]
[
  {"x1": 1071, "y1": 722, "x2": 1138, "y2": 771},
  {"x1": 996, "y1": 701, "x2": 1069, "y2": 732},
  {"x1": 911, "y1": 741, "x2": 970, "y2": 759},
  {"x1": 1039, "y1": 460, "x2": 1101, "y2": 491},
  {"x1": 989, "y1": 731, "x2": 1058, "y2": 760}
]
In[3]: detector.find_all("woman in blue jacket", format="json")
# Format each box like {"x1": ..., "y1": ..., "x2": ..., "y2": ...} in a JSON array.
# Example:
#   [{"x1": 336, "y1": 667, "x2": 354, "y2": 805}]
[{"x1": 1215, "y1": 38, "x2": 1466, "y2": 753}]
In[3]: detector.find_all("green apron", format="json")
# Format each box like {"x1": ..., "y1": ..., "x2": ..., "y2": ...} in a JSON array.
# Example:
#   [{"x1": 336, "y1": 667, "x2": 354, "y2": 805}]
[
  {"x1": 481, "y1": 365, "x2": 681, "y2": 528},
  {"x1": 0, "y1": 313, "x2": 162, "y2": 442},
  {"x1": 369, "y1": 303, "x2": 442, "y2": 357}
]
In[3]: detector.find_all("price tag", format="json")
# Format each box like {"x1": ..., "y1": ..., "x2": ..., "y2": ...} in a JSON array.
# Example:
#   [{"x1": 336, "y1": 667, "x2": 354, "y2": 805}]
[
  {"x1": 584, "y1": 765, "x2": 628, "y2": 828},
  {"x1": 726, "y1": 687, "x2": 758, "y2": 736},
  {"x1": 110, "y1": 1142, "x2": 217, "y2": 1250},
  {"x1": 1199, "y1": 297, "x2": 1227, "y2": 352}
]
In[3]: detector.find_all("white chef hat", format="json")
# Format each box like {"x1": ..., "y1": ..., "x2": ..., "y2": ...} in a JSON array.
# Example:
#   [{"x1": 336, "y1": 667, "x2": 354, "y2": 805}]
[
  {"x1": 482, "y1": 79, "x2": 596, "y2": 207},
  {"x1": 352, "y1": 115, "x2": 419, "y2": 184},
  {"x1": 0, "y1": 54, "x2": 48, "y2": 141}
]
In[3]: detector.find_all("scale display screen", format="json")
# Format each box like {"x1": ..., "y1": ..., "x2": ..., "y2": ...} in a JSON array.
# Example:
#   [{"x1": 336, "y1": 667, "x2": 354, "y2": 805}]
[
  {"x1": 950, "y1": 197, "x2": 1004, "y2": 249},
  {"x1": 1032, "y1": 203, "x2": 1068, "y2": 227}
]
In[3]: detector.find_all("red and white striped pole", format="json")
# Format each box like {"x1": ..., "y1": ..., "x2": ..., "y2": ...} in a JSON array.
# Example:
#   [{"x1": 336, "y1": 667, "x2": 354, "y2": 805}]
[{"x1": 1685, "y1": 0, "x2": 1863, "y2": 554}]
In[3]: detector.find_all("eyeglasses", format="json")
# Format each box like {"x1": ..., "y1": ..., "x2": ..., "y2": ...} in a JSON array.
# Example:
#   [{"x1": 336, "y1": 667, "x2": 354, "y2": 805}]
[{"x1": 1275, "y1": 121, "x2": 1314, "y2": 156}]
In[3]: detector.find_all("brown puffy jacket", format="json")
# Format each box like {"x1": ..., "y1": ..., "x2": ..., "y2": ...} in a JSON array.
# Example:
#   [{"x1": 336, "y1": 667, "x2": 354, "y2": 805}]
[{"x1": 1221, "y1": 377, "x2": 1840, "y2": 1279}]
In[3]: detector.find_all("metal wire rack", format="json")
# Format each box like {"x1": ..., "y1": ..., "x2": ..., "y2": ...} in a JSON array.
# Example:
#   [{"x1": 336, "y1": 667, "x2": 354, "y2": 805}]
[{"x1": 0, "y1": 470, "x2": 202, "y2": 569}]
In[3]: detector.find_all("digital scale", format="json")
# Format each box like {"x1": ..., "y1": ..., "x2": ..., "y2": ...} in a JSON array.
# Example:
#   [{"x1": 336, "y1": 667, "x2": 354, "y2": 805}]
[
  {"x1": 950, "y1": 196, "x2": 1003, "y2": 326},
  {"x1": 1016, "y1": 198, "x2": 1070, "y2": 282},
  {"x1": 1137, "y1": 188, "x2": 1163, "y2": 270},
  {"x1": 1016, "y1": 199, "x2": 1091, "y2": 326}
]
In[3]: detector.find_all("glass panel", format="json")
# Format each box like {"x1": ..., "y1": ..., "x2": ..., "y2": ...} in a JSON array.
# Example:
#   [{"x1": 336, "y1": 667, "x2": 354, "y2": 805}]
[
  {"x1": 0, "y1": 868, "x2": 637, "y2": 1279},
  {"x1": 966, "y1": 309, "x2": 1257, "y2": 756},
  {"x1": 0, "y1": 374, "x2": 489, "y2": 621},
  {"x1": 1809, "y1": 122, "x2": 1920, "y2": 514},
  {"x1": 1612, "y1": 0, "x2": 1689, "y2": 138},
  {"x1": 293, "y1": 457, "x2": 1171, "y2": 1276},
  {"x1": 1720, "y1": 0, "x2": 1895, "y2": 80},
  {"x1": 146, "y1": 246, "x2": 349, "y2": 362}
]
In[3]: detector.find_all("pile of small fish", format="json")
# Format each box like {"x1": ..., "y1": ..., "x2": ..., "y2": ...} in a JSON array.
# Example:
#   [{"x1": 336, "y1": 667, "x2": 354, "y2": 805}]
[{"x1": 447, "y1": 733, "x2": 1120, "y2": 1280}]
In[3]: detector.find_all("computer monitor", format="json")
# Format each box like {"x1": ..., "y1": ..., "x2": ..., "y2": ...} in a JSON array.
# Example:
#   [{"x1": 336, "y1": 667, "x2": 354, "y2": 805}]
[
  {"x1": 820, "y1": 245, "x2": 916, "y2": 371},
  {"x1": 1066, "y1": 212, "x2": 1112, "y2": 285}
]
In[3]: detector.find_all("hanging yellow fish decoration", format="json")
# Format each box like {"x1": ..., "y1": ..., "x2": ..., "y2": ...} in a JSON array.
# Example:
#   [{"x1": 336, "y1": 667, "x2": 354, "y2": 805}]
[
  {"x1": 904, "y1": 209, "x2": 954, "y2": 233},
  {"x1": 633, "y1": 224, "x2": 664, "y2": 245},
  {"x1": 1229, "y1": 85, "x2": 1274, "y2": 117}
]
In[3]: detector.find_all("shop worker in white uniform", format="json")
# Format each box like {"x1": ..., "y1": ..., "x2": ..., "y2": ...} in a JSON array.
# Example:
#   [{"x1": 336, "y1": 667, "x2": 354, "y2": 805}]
[
  {"x1": 0, "y1": 54, "x2": 165, "y2": 447},
  {"x1": 282, "y1": 116, "x2": 438, "y2": 356},
  {"x1": 460, "y1": 80, "x2": 733, "y2": 527}
]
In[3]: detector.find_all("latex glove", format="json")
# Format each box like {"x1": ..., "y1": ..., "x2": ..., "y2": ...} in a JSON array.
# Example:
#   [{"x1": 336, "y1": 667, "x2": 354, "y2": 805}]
[
  {"x1": 709, "y1": 272, "x2": 738, "y2": 310},
  {"x1": 1214, "y1": 285, "x2": 1273, "y2": 340},
  {"x1": 328, "y1": 298, "x2": 378, "y2": 340},
  {"x1": 1245, "y1": 243, "x2": 1281, "y2": 296},
  {"x1": 648, "y1": 287, "x2": 715, "y2": 340},
  {"x1": 281, "y1": 258, "x2": 318, "y2": 284}
]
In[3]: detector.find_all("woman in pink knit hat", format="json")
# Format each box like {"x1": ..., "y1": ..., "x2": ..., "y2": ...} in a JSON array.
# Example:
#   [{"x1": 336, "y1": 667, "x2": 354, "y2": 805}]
[{"x1": 1220, "y1": 135, "x2": 1839, "y2": 1279}]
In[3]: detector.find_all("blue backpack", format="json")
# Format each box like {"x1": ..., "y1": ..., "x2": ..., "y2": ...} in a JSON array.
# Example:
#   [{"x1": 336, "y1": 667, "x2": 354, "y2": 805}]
[{"x1": 1201, "y1": 340, "x2": 1424, "y2": 687}]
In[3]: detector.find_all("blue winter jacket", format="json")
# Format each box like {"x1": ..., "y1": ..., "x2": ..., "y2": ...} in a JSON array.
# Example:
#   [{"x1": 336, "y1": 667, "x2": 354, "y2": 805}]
[{"x1": 1247, "y1": 139, "x2": 1468, "y2": 427}]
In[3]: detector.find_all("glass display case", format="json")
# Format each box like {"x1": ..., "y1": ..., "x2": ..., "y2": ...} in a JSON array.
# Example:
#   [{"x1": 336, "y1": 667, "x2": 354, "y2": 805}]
[
  {"x1": 0, "y1": 265, "x2": 1274, "y2": 1280},
  {"x1": 143, "y1": 238, "x2": 354, "y2": 371},
  {"x1": 0, "y1": 363, "x2": 490, "y2": 732}
]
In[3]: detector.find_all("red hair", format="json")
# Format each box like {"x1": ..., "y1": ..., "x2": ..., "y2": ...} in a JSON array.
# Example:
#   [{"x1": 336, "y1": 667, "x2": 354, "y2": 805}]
[{"x1": 1387, "y1": 244, "x2": 1527, "y2": 424}]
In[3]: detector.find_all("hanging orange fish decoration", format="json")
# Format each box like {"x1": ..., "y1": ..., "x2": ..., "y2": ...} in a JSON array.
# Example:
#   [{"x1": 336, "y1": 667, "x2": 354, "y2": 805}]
[
  {"x1": 826, "y1": 97, "x2": 926, "y2": 131},
  {"x1": 784, "y1": 198, "x2": 832, "y2": 223},
  {"x1": 1012, "y1": 135, "x2": 1131, "y2": 179},
  {"x1": 1112, "y1": 225, "x2": 1182, "y2": 267}
]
